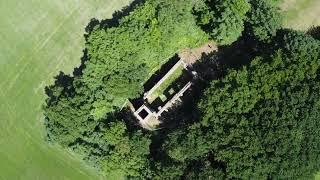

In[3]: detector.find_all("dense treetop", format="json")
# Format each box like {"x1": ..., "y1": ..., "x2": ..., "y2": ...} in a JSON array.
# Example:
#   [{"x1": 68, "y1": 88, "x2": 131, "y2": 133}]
[
  {"x1": 44, "y1": 0, "x2": 320, "y2": 179},
  {"x1": 164, "y1": 31, "x2": 320, "y2": 179},
  {"x1": 82, "y1": 0, "x2": 208, "y2": 119},
  {"x1": 246, "y1": 0, "x2": 282, "y2": 41},
  {"x1": 44, "y1": 0, "x2": 208, "y2": 178},
  {"x1": 194, "y1": 0, "x2": 251, "y2": 45}
]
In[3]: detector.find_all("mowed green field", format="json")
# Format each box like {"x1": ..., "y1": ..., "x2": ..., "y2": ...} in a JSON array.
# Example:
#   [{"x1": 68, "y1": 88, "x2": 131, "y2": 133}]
[
  {"x1": 282, "y1": 0, "x2": 320, "y2": 30},
  {"x1": 0, "y1": 0, "x2": 130, "y2": 179}
]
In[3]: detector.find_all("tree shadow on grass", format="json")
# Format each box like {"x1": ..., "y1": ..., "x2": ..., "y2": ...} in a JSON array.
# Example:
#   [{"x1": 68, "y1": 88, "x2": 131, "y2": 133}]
[
  {"x1": 44, "y1": 71, "x2": 74, "y2": 103},
  {"x1": 307, "y1": 26, "x2": 320, "y2": 40}
]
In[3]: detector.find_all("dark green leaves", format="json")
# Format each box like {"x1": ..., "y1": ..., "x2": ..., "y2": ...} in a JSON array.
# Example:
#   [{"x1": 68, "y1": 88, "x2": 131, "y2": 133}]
[
  {"x1": 43, "y1": 0, "x2": 208, "y2": 178},
  {"x1": 246, "y1": 0, "x2": 283, "y2": 41},
  {"x1": 196, "y1": 32, "x2": 320, "y2": 178},
  {"x1": 194, "y1": 0, "x2": 251, "y2": 45}
]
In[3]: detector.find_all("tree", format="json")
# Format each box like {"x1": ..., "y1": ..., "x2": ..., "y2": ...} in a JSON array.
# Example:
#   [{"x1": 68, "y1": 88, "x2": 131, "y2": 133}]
[
  {"x1": 80, "y1": 0, "x2": 208, "y2": 119},
  {"x1": 245, "y1": 0, "x2": 282, "y2": 41},
  {"x1": 101, "y1": 124, "x2": 151, "y2": 178},
  {"x1": 162, "y1": 125, "x2": 213, "y2": 162},
  {"x1": 194, "y1": 0, "x2": 251, "y2": 45},
  {"x1": 161, "y1": 31, "x2": 320, "y2": 179},
  {"x1": 279, "y1": 30, "x2": 320, "y2": 59},
  {"x1": 151, "y1": 160, "x2": 187, "y2": 180},
  {"x1": 43, "y1": 0, "x2": 320, "y2": 178},
  {"x1": 195, "y1": 33, "x2": 320, "y2": 178},
  {"x1": 43, "y1": 0, "x2": 208, "y2": 178},
  {"x1": 184, "y1": 160, "x2": 226, "y2": 180},
  {"x1": 44, "y1": 73, "x2": 97, "y2": 146}
]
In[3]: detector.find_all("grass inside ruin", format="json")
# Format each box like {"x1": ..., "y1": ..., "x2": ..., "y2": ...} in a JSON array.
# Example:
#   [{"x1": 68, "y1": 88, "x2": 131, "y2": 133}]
[{"x1": 147, "y1": 64, "x2": 184, "y2": 103}]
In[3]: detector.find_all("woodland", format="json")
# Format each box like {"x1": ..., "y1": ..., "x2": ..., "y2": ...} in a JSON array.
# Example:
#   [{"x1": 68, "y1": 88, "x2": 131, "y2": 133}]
[{"x1": 44, "y1": 0, "x2": 320, "y2": 179}]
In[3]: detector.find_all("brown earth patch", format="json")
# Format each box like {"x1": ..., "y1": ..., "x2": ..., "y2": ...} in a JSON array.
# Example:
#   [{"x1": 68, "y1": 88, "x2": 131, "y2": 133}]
[{"x1": 179, "y1": 42, "x2": 217, "y2": 65}]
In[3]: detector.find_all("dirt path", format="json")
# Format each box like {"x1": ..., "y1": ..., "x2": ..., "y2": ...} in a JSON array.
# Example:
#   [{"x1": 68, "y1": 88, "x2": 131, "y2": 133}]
[{"x1": 179, "y1": 42, "x2": 217, "y2": 65}]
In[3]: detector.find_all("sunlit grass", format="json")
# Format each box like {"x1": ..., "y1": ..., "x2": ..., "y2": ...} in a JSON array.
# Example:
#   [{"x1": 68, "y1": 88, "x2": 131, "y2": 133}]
[
  {"x1": 147, "y1": 64, "x2": 184, "y2": 103},
  {"x1": 282, "y1": 0, "x2": 320, "y2": 30},
  {"x1": 0, "y1": 0, "x2": 130, "y2": 179}
]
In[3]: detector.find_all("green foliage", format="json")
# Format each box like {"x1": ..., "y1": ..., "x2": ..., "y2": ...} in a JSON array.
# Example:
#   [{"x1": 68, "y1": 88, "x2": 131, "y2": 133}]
[
  {"x1": 103, "y1": 121, "x2": 127, "y2": 146},
  {"x1": 162, "y1": 125, "x2": 212, "y2": 162},
  {"x1": 160, "y1": 31, "x2": 320, "y2": 179},
  {"x1": 101, "y1": 130, "x2": 151, "y2": 178},
  {"x1": 44, "y1": 74, "x2": 96, "y2": 146},
  {"x1": 195, "y1": 0, "x2": 251, "y2": 45},
  {"x1": 43, "y1": 0, "x2": 208, "y2": 178},
  {"x1": 195, "y1": 32, "x2": 320, "y2": 178},
  {"x1": 151, "y1": 160, "x2": 187, "y2": 180},
  {"x1": 43, "y1": 0, "x2": 320, "y2": 179},
  {"x1": 81, "y1": 0, "x2": 208, "y2": 118},
  {"x1": 184, "y1": 161, "x2": 226, "y2": 180},
  {"x1": 246, "y1": 0, "x2": 282, "y2": 41},
  {"x1": 280, "y1": 30, "x2": 320, "y2": 58}
]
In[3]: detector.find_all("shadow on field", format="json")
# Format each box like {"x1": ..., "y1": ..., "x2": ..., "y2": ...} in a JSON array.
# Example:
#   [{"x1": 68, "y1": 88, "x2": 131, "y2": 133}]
[
  {"x1": 307, "y1": 26, "x2": 320, "y2": 40},
  {"x1": 44, "y1": 71, "x2": 74, "y2": 105}
]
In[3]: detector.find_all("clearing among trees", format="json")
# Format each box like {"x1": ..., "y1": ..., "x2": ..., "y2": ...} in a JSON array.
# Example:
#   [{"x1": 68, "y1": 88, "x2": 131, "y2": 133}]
[{"x1": 130, "y1": 43, "x2": 217, "y2": 130}]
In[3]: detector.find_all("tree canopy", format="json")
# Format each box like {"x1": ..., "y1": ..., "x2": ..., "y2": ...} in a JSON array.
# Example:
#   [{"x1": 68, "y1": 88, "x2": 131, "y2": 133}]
[
  {"x1": 194, "y1": 0, "x2": 251, "y2": 45},
  {"x1": 164, "y1": 31, "x2": 320, "y2": 179},
  {"x1": 43, "y1": 0, "x2": 320, "y2": 179},
  {"x1": 245, "y1": 0, "x2": 283, "y2": 41},
  {"x1": 44, "y1": 0, "x2": 208, "y2": 178}
]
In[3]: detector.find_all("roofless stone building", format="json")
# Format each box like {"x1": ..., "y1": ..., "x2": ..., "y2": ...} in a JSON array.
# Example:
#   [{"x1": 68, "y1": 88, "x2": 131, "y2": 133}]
[{"x1": 129, "y1": 43, "x2": 217, "y2": 130}]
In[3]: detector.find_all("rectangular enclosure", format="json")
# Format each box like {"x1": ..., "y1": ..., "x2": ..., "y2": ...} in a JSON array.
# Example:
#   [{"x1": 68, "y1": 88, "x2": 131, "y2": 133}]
[{"x1": 146, "y1": 62, "x2": 185, "y2": 103}]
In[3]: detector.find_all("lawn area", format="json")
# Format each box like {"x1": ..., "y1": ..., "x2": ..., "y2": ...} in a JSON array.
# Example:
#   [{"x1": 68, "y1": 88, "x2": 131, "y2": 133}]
[
  {"x1": 147, "y1": 63, "x2": 185, "y2": 103},
  {"x1": 0, "y1": 0, "x2": 130, "y2": 179},
  {"x1": 282, "y1": 0, "x2": 320, "y2": 30}
]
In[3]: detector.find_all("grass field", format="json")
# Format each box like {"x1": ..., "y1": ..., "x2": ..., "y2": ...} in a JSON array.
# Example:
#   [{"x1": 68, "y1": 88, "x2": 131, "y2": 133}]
[
  {"x1": 0, "y1": 0, "x2": 130, "y2": 179},
  {"x1": 282, "y1": 0, "x2": 320, "y2": 30}
]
